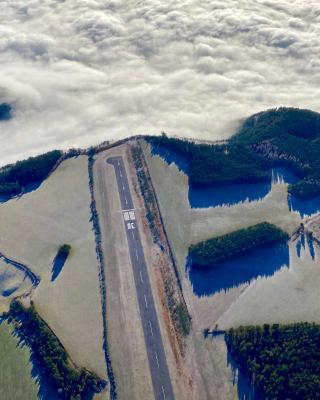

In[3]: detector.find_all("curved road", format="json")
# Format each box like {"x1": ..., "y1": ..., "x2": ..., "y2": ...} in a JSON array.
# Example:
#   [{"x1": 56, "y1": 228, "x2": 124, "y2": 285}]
[{"x1": 107, "y1": 156, "x2": 174, "y2": 400}]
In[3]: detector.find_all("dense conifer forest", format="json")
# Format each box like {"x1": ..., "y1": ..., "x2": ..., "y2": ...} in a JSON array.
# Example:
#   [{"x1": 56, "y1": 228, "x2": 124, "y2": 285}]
[
  {"x1": 148, "y1": 135, "x2": 268, "y2": 186},
  {"x1": 148, "y1": 107, "x2": 320, "y2": 198},
  {"x1": 226, "y1": 323, "x2": 320, "y2": 400},
  {"x1": 189, "y1": 222, "x2": 288, "y2": 269},
  {"x1": 0, "y1": 150, "x2": 61, "y2": 197},
  {"x1": 7, "y1": 301, "x2": 106, "y2": 400}
]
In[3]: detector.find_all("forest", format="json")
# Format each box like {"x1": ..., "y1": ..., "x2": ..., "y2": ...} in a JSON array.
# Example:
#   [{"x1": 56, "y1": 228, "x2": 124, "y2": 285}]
[
  {"x1": 231, "y1": 107, "x2": 320, "y2": 145},
  {"x1": 148, "y1": 108, "x2": 320, "y2": 198},
  {"x1": 226, "y1": 323, "x2": 320, "y2": 400},
  {"x1": 148, "y1": 136, "x2": 269, "y2": 187},
  {"x1": 189, "y1": 222, "x2": 289, "y2": 270},
  {"x1": 7, "y1": 301, "x2": 106, "y2": 400},
  {"x1": 0, "y1": 150, "x2": 61, "y2": 198}
]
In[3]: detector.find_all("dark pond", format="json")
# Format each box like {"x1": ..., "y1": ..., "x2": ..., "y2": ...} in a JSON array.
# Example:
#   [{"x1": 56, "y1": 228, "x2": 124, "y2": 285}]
[
  {"x1": 151, "y1": 144, "x2": 320, "y2": 216},
  {"x1": 188, "y1": 244, "x2": 289, "y2": 297}
]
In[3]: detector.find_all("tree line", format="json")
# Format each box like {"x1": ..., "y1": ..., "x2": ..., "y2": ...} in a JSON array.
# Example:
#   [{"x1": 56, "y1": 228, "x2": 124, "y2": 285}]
[
  {"x1": 0, "y1": 150, "x2": 61, "y2": 197},
  {"x1": 148, "y1": 107, "x2": 320, "y2": 199},
  {"x1": 226, "y1": 322, "x2": 320, "y2": 399},
  {"x1": 189, "y1": 222, "x2": 289, "y2": 270},
  {"x1": 148, "y1": 136, "x2": 269, "y2": 187},
  {"x1": 7, "y1": 301, "x2": 106, "y2": 400}
]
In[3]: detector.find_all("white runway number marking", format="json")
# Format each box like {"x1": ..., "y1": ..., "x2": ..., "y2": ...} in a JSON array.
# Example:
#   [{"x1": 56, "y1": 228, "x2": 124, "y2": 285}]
[
  {"x1": 123, "y1": 211, "x2": 136, "y2": 221},
  {"x1": 123, "y1": 211, "x2": 136, "y2": 231},
  {"x1": 127, "y1": 222, "x2": 135, "y2": 230}
]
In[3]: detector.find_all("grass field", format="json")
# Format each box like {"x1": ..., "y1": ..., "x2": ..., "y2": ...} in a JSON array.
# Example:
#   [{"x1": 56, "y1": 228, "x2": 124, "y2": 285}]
[
  {"x1": 0, "y1": 321, "x2": 38, "y2": 400},
  {"x1": 143, "y1": 140, "x2": 311, "y2": 400},
  {"x1": 0, "y1": 156, "x2": 106, "y2": 380},
  {"x1": 143, "y1": 141, "x2": 300, "y2": 279},
  {"x1": 0, "y1": 258, "x2": 33, "y2": 314}
]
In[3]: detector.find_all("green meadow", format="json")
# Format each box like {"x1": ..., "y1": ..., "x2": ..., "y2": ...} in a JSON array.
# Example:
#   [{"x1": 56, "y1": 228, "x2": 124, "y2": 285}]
[{"x1": 0, "y1": 321, "x2": 38, "y2": 400}]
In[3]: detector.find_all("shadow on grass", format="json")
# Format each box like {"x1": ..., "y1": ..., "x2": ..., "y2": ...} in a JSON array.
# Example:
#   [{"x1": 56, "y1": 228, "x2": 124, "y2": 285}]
[
  {"x1": 188, "y1": 243, "x2": 289, "y2": 297},
  {"x1": 0, "y1": 181, "x2": 43, "y2": 204},
  {"x1": 227, "y1": 348, "x2": 257, "y2": 400},
  {"x1": 51, "y1": 251, "x2": 69, "y2": 282}
]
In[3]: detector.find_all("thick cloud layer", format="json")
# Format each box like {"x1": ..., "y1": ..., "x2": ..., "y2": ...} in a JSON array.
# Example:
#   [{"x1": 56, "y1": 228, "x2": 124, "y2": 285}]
[{"x1": 0, "y1": 0, "x2": 319, "y2": 164}]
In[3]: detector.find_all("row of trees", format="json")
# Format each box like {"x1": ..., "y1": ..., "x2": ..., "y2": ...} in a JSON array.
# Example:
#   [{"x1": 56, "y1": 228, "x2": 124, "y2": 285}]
[
  {"x1": 88, "y1": 156, "x2": 117, "y2": 399},
  {"x1": 131, "y1": 145, "x2": 159, "y2": 243},
  {"x1": 8, "y1": 301, "x2": 106, "y2": 400},
  {"x1": 0, "y1": 150, "x2": 61, "y2": 197},
  {"x1": 226, "y1": 322, "x2": 320, "y2": 399},
  {"x1": 131, "y1": 144, "x2": 191, "y2": 338},
  {"x1": 189, "y1": 222, "x2": 289, "y2": 269}
]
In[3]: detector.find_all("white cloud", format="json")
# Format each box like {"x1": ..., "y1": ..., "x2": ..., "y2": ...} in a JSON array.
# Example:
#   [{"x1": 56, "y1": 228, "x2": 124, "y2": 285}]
[{"x1": 0, "y1": 0, "x2": 319, "y2": 165}]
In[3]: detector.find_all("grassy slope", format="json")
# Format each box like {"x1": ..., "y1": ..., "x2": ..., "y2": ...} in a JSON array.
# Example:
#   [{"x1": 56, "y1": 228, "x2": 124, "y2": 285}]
[
  {"x1": 0, "y1": 321, "x2": 38, "y2": 400},
  {"x1": 0, "y1": 156, "x2": 106, "y2": 379}
]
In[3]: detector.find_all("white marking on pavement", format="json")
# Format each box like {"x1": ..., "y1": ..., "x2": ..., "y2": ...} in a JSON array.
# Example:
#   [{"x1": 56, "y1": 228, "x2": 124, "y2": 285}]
[
  {"x1": 122, "y1": 185, "x2": 125, "y2": 190},
  {"x1": 155, "y1": 351, "x2": 160, "y2": 368},
  {"x1": 162, "y1": 386, "x2": 166, "y2": 399},
  {"x1": 125, "y1": 197, "x2": 128, "y2": 205},
  {"x1": 140, "y1": 270, "x2": 143, "y2": 283},
  {"x1": 124, "y1": 211, "x2": 130, "y2": 221},
  {"x1": 132, "y1": 231, "x2": 135, "y2": 239},
  {"x1": 144, "y1": 294, "x2": 148, "y2": 309},
  {"x1": 135, "y1": 249, "x2": 139, "y2": 260},
  {"x1": 149, "y1": 321, "x2": 154, "y2": 336}
]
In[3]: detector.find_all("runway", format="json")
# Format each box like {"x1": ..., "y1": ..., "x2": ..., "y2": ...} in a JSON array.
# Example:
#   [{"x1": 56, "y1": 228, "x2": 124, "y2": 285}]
[{"x1": 107, "y1": 156, "x2": 174, "y2": 400}]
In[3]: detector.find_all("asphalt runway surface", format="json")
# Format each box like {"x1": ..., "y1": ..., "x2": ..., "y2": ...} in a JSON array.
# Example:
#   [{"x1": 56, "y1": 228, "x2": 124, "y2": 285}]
[{"x1": 107, "y1": 156, "x2": 174, "y2": 400}]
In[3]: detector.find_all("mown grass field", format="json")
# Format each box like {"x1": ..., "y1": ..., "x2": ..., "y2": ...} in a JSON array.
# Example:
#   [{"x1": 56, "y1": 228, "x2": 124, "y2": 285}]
[{"x1": 0, "y1": 321, "x2": 38, "y2": 400}]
